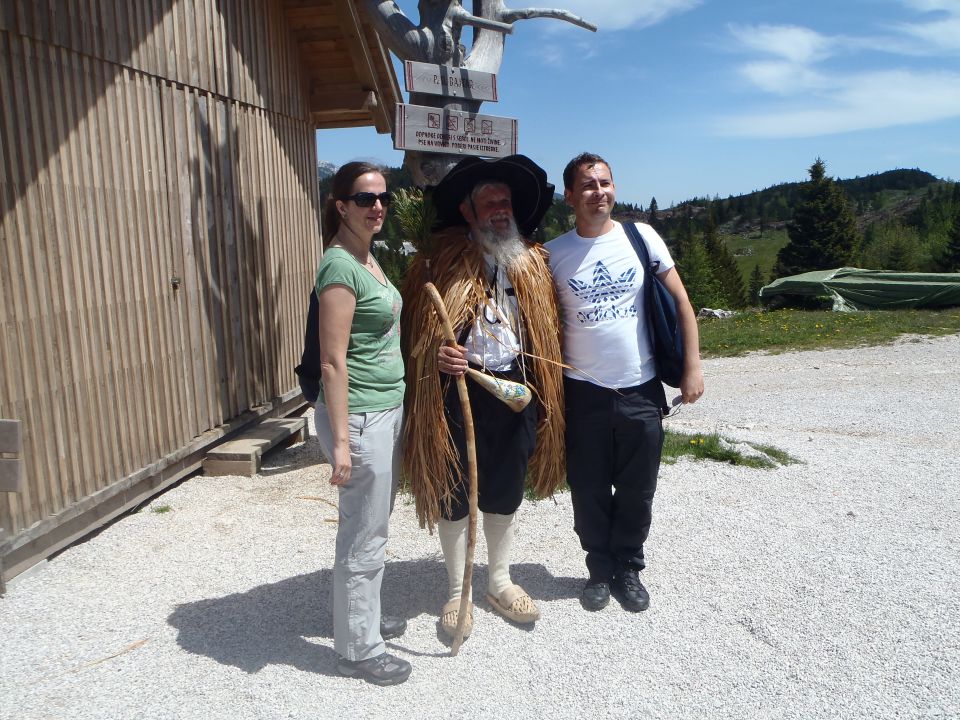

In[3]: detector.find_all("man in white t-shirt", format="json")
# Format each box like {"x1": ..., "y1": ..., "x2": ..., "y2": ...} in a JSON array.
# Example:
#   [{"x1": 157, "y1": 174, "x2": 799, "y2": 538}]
[{"x1": 546, "y1": 152, "x2": 705, "y2": 613}]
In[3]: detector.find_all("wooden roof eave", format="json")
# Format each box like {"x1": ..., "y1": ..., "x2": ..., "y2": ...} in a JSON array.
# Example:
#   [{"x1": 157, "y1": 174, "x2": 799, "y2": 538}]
[{"x1": 306, "y1": 0, "x2": 401, "y2": 134}]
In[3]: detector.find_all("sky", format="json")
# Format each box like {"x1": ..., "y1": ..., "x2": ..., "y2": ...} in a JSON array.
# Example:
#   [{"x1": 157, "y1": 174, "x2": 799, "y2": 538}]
[{"x1": 316, "y1": 0, "x2": 960, "y2": 207}]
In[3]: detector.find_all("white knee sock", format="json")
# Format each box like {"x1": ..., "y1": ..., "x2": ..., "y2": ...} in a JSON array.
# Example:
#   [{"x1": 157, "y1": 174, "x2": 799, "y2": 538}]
[
  {"x1": 483, "y1": 511, "x2": 517, "y2": 598},
  {"x1": 438, "y1": 516, "x2": 470, "y2": 602}
]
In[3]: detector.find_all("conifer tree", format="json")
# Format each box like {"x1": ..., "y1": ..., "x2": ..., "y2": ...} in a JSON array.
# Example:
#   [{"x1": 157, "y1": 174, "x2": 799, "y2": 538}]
[
  {"x1": 676, "y1": 232, "x2": 723, "y2": 311},
  {"x1": 774, "y1": 158, "x2": 859, "y2": 278},
  {"x1": 940, "y1": 209, "x2": 960, "y2": 272},
  {"x1": 702, "y1": 210, "x2": 747, "y2": 307},
  {"x1": 372, "y1": 234, "x2": 411, "y2": 288},
  {"x1": 713, "y1": 196, "x2": 727, "y2": 225},
  {"x1": 886, "y1": 237, "x2": 913, "y2": 271},
  {"x1": 648, "y1": 197, "x2": 659, "y2": 229},
  {"x1": 669, "y1": 207, "x2": 693, "y2": 267}
]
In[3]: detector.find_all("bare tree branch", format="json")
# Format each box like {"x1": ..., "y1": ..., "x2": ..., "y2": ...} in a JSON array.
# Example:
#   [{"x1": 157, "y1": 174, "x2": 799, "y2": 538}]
[
  {"x1": 450, "y1": 5, "x2": 515, "y2": 34},
  {"x1": 359, "y1": 0, "x2": 436, "y2": 62},
  {"x1": 360, "y1": 1, "x2": 593, "y2": 64},
  {"x1": 466, "y1": 1, "x2": 596, "y2": 71},
  {"x1": 500, "y1": 7, "x2": 597, "y2": 32}
]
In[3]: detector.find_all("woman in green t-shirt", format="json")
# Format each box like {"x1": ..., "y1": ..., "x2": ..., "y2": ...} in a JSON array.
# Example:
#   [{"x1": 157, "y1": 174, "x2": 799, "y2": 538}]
[{"x1": 314, "y1": 162, "x2": 409, "y2": 686}]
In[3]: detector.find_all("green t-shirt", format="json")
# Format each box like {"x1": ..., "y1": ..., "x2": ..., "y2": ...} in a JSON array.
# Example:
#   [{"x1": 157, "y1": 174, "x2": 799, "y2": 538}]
[{"x1": 315, "y1": 248, "x2": 404, "y2": 412}]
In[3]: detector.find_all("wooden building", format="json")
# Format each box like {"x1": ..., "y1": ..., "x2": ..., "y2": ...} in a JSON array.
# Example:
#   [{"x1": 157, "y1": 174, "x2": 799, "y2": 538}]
[{"x1": 0, "y1": 0, "x2": 401, "y2": 585}]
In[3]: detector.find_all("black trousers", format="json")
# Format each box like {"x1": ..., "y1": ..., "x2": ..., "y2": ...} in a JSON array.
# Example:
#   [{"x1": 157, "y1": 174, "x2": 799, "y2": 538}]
[
  {"x1": 564, "y1": 375, "x2": 666, "y2": 581},
  {"x1": 443, "y1": 366, "x2": 538, "y2": 521}
]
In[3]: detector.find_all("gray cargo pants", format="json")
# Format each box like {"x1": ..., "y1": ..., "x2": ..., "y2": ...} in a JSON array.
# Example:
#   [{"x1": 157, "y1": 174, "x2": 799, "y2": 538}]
[{"x1": 314, "y1": 403, "x2": 403, "y2": 661}]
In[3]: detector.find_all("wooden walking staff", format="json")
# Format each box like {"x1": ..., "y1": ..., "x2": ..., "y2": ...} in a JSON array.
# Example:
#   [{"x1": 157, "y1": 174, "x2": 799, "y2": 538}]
[{"x1": 423, "y1": 282, "x2": 477, "y2": 657}]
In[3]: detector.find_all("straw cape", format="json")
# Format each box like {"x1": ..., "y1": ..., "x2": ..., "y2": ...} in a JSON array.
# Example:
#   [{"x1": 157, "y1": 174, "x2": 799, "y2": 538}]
[{"x1": 400, "y1": 227, "x2": 565, "y2": 530}]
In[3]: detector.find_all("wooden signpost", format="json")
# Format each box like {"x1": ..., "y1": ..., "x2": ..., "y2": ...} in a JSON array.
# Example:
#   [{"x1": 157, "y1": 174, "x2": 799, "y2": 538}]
[
  {"x1": 404, "y1": 61, "x2": 499, "y2": 102},
  {"x1": 394, "y1": 102, "x2": 518, "y2": 159},
  {"x1": 362, "y1": 1, "x2": 596, "y2": 185},
  {"x1": 396, "y1": 59, "x2": 517, "y2": 160}
]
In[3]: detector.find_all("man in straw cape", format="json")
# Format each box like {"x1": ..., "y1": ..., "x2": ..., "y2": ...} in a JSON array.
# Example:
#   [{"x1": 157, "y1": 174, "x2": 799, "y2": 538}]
[{"x1": 400, "y1": 154, "x2": 564, "y2": 639}]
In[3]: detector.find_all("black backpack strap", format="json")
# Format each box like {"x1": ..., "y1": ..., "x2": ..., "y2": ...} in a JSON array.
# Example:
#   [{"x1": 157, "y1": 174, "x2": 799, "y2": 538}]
[
  {"x1": 299, "y1": 288, "x2": 321, "y2": 377},
  {"x1": 623, "y1": 222, "x2": 684, "y2": 396},
  {"x1": 623, "y1": 222, "x2": 656, "y2": 338},
  {"x1": 294, "y1": 288, "x2": 322, "y2": 404},
  {"x1": 622, "y1": 221, "x2": 661, "y2": 275}
]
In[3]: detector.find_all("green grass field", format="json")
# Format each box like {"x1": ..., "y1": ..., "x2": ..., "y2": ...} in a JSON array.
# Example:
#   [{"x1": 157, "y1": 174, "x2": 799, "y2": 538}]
[
  {"x1": 662, "y1": 430, "x2": 801, "y2": 468},
  {"x1": 699, "y1": 307, "x2": 960, "y2": 357},
  {"x1": 722, "y1": 228, "x2": 790, "y2": 283}
]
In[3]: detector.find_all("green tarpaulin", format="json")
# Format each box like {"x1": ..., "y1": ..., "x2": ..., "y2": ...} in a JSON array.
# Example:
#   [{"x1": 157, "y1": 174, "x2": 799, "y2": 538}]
[{"x1": 759, "y1": 268, "x2": 960, "y2": 311}]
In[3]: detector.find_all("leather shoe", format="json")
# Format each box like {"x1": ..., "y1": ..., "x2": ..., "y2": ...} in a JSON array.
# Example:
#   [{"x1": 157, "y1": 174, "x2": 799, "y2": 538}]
[
  {"x1": 380, "y1": 615, "x2": 407, "y2": 640},
  {"x1": 337, "y1": 652, "x2": 412, "y2": 686},
  {"x1": 580, "y1": 580, "x2": 611, "y2": 611},
  {"x1": 612, "y1": 568, "x2": 649, "y2": 612}
]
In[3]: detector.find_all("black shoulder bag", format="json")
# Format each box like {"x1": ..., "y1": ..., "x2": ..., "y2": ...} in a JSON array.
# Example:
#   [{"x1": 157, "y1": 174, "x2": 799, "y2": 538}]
[
  {"x1": 622, "y1": 222, "x2": 685, "y2": 388},
  {"x1": 293, "y1": 288, "x2": 321, "y2": 404}
]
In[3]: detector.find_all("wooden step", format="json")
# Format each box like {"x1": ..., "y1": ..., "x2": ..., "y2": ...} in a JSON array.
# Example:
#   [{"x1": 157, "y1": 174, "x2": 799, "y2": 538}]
[{"x1": 202, "y1": 417, "x2": 308, "y2": 477}]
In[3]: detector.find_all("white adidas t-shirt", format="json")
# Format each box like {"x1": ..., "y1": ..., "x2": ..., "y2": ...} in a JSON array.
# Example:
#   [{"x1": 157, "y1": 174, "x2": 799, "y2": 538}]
[{"x1": 546, "y1": 222, "x2": 674, "y2": 388}]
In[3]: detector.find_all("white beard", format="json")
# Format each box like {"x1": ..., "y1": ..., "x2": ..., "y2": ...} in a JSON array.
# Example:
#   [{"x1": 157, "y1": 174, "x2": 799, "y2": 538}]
[{"x1": 475, "y1": 215, "x2": 527, "y2": 268}]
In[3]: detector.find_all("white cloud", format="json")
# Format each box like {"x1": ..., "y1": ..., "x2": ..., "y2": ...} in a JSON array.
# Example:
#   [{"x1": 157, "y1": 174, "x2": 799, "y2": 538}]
[
  {"x1": 892, "y1": 0, "x2": 960, "y2": 52},
  {"x1": 899, "y1": 0, "x2": 960, "y2": 13},
  {"x1": 537, "y1": 43, "x2": 565, "y2": 68},
  {"x1": 726, "y1": 24, "x2": 838, "y2": 98},
  {"x1": 896, "y1": 16, "x2": 960, "y2": 51},
  {"x1": 533, "y1": 37, "x2": 599, "y2": 68},
  {"x1": 719, "y1": 5, "x2": 960, "y2": 138},
  {"x1": 716, "y1": 70, "x2": 960, "y2": 137},
  {"x1": 739, "y1": 61, "x2": 830, "y2": 94},
  {"x1": 728, "y1": 24, "x2": 834, "y2": 64},
  {"x1": 549, "y1": 0, "x2": 702, "y2": 31}
]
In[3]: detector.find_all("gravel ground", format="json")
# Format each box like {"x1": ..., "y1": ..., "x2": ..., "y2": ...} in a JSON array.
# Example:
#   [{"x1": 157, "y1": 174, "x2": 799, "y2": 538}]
[{"x1": 1, "y1": 334, "x2": 958, "y2": 720}]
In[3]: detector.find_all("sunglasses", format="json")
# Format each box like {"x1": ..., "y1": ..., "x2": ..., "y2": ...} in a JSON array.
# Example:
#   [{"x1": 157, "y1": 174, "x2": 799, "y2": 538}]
[
  {"x1": 344, "y1": 191, "x2": 392, "y2": 208},
  {"x1": 662, "y1": 395, "x2": 684, "y2": 419}
]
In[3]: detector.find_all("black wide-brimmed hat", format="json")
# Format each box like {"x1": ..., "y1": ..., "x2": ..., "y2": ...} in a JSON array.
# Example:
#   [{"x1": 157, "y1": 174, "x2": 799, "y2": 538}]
[{"x1": 430, "y1": 154, "x2": 555, "y2": 237}]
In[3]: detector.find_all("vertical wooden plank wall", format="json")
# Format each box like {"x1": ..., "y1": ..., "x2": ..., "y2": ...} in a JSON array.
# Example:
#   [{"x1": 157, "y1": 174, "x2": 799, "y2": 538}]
[{"x1": 0, "y1": 0, "x2": 321, "y2": 545}]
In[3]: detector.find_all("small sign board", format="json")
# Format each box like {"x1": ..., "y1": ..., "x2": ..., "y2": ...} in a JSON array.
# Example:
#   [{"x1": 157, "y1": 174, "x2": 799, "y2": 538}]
[
  {"x1": 0, "y1": 459, "x2": 21, "y2": 494},
  {"x1": 0, "y1": 420, "x2": 20, "y2": 455},
  {"x1": 0, "y1": 419, "x2": 22, "y2": 494},
  {"x1": 394, "y1": 103, "x2": 518, "y2": 159},
  {"x1": 404, "y1": 61, "x2": 498, "y2": 102}
]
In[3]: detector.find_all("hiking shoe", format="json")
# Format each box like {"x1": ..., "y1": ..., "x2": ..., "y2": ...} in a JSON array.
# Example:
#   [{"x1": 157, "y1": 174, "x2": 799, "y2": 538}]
[
  {"x1": 337, "y1": 652, "x2": 412, "y2": 686},
  {"x1": 580, "y1": 580, "x2": 611, "y2": 611},
  {"x1": 380, "y1": 616, "x2": 407, "y2": 640},
  {"x1": 612, "y1": 569, "x2": 650, "y2": 612}
]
